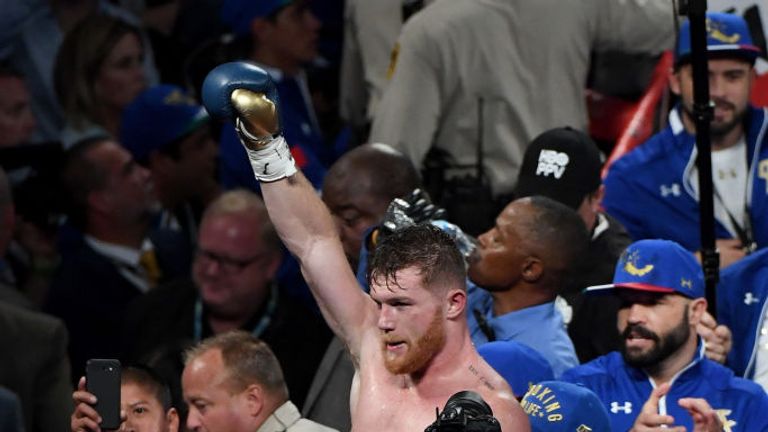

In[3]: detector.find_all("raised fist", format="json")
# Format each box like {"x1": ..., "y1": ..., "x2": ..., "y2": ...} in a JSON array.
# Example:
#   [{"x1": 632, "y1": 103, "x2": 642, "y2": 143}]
[{"x1": 202, "y1": 62, "x2": 282, "y2": 150}]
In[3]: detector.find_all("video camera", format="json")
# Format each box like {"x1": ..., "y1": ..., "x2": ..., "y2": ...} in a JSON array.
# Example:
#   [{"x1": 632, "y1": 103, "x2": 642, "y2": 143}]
[{"x1": 424, "y1": 391, "x2": 501, "y2": 432}]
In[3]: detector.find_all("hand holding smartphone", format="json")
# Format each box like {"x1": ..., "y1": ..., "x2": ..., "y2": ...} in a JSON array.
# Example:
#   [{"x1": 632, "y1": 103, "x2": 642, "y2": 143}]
[{"x1": 85, "y1": 359, "x2": 121, "y2": 430}]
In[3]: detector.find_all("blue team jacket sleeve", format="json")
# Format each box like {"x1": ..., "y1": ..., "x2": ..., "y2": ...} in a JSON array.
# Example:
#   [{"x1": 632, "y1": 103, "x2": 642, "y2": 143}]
[{"x1": 718, "y1": 248, "x2": 768, "y2": 379}]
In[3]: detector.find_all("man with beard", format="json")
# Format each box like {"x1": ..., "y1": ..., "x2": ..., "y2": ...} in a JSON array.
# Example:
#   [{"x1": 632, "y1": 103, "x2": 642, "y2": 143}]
[
  {"x1": 200, "y1": 62, "x2": 530, "y2": 431},
  {"x1": 300, "y1": 143, "x2": 421, "y2": 430},
  {"x1": 603, "y1": 13, "x2": 767, "y2": 259},
  {"x1": 561, "y1": 239, "x2": 768, "y2": 431}
]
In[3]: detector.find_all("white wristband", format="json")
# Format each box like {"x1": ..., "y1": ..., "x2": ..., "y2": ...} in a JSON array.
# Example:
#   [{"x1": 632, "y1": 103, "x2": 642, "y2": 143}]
[{"x1": 242, "y1": 136, "x2": 297, "y2": 182}]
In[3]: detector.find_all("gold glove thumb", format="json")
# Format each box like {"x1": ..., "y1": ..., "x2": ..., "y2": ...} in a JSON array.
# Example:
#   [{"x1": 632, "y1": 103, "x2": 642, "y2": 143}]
[{"x1": 230, "y1": 89, "x2": 280, "y2": 149}]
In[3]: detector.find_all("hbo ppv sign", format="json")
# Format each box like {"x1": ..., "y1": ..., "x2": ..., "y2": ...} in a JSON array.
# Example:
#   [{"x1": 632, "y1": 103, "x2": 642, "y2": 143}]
[{"x1": 536, "y1": 149, "x2": 570, "y2": 179}]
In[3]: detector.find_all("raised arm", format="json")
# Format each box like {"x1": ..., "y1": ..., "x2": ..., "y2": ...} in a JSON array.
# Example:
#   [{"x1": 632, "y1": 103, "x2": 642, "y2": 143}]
[
  {"x1": 201, "y1": 62, "x2": 371, "y2": 352},
  {"x1": 262, "y1": 172, "x2": 370, "y2": 347}
]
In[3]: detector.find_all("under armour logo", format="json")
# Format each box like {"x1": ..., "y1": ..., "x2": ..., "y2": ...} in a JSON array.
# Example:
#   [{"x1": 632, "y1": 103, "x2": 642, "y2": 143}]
[
  {"x1": 744, "y1": 292, "x2": 761, "y2": 305},
  {"x1": 681, "y1": 278, "x2": 692, "y2": 289},
  {"x1": 717, "y1": 168, "x2": 737, "y2": 180},
  {"x1": 610, "y1": 401, "x2": 632, "y2": 414},
  {"x1": 660, "y1": 183, "x2": 681, "y2": 197},
  {"x1": 263, "y1": 163, "x2": 270, "y2": 175}
]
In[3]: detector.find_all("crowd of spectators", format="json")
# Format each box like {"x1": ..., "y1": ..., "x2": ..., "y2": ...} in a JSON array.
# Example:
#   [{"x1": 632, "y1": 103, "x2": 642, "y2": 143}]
[{"x1": 0, "y1": 0, "x2": 767, "y2": 431}]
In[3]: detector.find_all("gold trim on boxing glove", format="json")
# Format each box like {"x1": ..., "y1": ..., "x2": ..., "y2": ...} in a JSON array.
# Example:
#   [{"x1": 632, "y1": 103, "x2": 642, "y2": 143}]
[{"x1": 230, "y1": 89, "x2": 280, "y2": 150}]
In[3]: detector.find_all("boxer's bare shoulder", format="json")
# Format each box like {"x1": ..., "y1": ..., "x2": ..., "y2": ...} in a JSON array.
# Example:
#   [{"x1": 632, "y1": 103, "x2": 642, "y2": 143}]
[{"x1": 349, "y1": 329, "x2": 529, "y2": 431}]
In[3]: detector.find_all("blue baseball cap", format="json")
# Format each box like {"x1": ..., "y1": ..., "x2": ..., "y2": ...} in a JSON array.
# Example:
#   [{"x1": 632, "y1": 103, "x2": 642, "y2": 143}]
[
  {"x1": 676, "y1": 12, "x2": 761, "y2": 66},
  {"x1": 120, "y1": 84, "x2": 209, "y2": 162},
  {"x1": 585, "y1": 239, "x2": 704, "y2": 299},
  {"x1": 477, "y1": 341, "x2": 555, "y2": 398},
  {"x1": 522, "y1": 381, "x2": 611, "y2": 432},
  {"x1": 221, "y1": 0, "x2": 294, "y2": 36}
]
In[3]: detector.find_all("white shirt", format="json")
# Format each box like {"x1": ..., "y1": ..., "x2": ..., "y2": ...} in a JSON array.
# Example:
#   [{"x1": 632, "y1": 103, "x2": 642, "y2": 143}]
[
  {"x1": 712, "y1": 138, "x2": 748, "y2": 236},
  {"x1": 84, "y1": 236, "x2": 155, "y2": 293},
  {"x1": 689, "y1": 137, "x2": 748, "y2": 239}
]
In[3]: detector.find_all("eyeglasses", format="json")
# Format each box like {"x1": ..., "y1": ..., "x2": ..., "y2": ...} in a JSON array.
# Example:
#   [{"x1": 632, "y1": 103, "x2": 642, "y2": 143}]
[{"x1": 195, "y1": 248, "x2": 268, "y2": 273}]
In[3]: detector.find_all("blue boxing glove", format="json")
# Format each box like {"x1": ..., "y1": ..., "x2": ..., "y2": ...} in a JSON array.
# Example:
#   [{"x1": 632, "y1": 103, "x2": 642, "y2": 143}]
[{"x1": 201, "y1": 61, "x2": 296, "y2": 182}]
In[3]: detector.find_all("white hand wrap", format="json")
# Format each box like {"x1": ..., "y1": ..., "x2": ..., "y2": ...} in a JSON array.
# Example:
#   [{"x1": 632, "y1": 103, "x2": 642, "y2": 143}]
[{"x1": 241, "y1": 135, "x2": 297, "y2": 182}]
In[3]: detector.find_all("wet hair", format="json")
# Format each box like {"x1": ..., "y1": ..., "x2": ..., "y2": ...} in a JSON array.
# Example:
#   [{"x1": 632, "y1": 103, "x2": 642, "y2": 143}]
[
  {"x1": 521, "y1": 196, "x2": 590, "y2": 292},
  {"x1": 54, "y1": 14, "x2": 143, "y2": 129},
  {"x1": 202, "y1": 189, "x2": 281, "y2": 252},
  {"x1": 60, "y1": 136, "x2": 113, "y2": 230},
  {"x1": 122, "y1": 365, "x2": 173, "y2": 411},
  {"x1": 183, "y1": 331, "x2": 289, "y2": 400},
  {"x1": 368, "y1": 223, "x2": 466, "y2": 292}
]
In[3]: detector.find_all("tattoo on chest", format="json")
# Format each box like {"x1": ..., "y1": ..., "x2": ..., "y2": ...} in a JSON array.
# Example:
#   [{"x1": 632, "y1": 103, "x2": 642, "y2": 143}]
[{"x1": 468, "y1": 364, "x2": 495, "y2": 390}]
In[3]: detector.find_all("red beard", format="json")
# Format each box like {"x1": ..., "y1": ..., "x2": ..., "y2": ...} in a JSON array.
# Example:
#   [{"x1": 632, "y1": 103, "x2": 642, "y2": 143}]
[{"x1": 382, "y1": 308, "x2": 446, "y2": 375}]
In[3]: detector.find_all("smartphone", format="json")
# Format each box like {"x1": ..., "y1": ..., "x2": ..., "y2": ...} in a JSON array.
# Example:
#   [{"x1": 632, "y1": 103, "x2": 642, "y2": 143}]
[{"x1": 86, "y1": 359, "x2": 121, "y2": 430}]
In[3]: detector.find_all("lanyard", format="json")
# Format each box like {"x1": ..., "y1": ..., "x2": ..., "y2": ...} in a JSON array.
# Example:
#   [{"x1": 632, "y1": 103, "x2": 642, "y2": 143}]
[
  {"x1": 712, "y1": 187, "x2": 757, "y2": 253},
  {"x1": 194, "y1": 283, "x2": 279, "y2": 342},
  {"x1": 709, "y1": 141, "x2": 757, "y2": 253}
]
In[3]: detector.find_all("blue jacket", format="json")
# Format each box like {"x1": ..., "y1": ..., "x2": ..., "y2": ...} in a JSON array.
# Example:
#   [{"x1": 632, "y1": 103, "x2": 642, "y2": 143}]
[
  {"x1": 718, "y1": 248, "x2": 768, "y2": 380},
  {"x1": 561, "y1": 346, "x2": 768, "y2": 431},
  {"x1": 603, "y1": 106, "x2": 768, "y2": 251}
]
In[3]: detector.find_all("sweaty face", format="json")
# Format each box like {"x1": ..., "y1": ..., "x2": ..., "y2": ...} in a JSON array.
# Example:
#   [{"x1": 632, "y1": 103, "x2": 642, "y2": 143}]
[
  {"x1": 119, "y1": 382, "x2": 174, "y2": 432},
  {"x1": 0, "y1": 75, "x2": 35, "y2": 147},
  {"x1": 371, "y1": 267, "x2": 447, "y2": 375},
  {"x1": 468, "y1": 200, "x2": 532, "y2": 291},
  {"x1": 674, "y1": 58, "x2": 753, "y2": 141},
  {"x1": 95, "y1": 32, "x2": 147, "y2": 111},
  {"x1": 617, "y1": 290, "x2": 692, "y2": 370},
  {"x1": 193, "y1": 212, "x2": 278, "y2": 319},
  {"x1": 183, "y1": 349, "x2": 251, "y2": 432}
]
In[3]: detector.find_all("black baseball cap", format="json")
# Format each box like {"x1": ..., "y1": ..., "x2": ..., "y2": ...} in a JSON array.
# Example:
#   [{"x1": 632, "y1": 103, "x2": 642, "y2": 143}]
[{"x1": 514, "y1": 127, "x2": 602, "y2": 209}]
